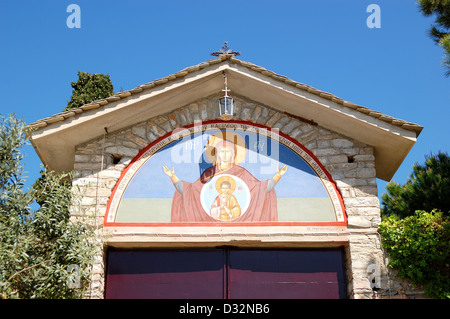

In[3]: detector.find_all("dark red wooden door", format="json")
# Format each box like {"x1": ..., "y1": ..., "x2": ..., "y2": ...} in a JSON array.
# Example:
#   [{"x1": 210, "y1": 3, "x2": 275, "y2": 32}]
[
  {"x1": 227, "y1": 249, "x2": 346, "y2": 299},
  {"x1": 105, "y1": 248, "x2": 346, "y2": 299},
  {"x1": 105, "y1": 249, "x2": 226, "y2": 299}
]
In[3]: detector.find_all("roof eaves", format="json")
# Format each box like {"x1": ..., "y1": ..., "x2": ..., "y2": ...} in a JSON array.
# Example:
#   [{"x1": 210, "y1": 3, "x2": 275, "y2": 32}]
[
  {"x1": 26, "y1": 54, "x2": 423, "y2": 136},
  {"x1": 26, "y1": 55, "x2": 229, "y2": 131}
]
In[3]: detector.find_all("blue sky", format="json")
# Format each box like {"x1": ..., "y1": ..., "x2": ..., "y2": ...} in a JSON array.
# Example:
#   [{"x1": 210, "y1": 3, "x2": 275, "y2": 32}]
[{"x1": 0, "y1": 0, "x2": 448, "y2": 202}]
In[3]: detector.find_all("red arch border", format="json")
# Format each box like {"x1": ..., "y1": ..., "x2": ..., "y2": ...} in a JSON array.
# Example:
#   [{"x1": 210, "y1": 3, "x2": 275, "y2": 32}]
[{"x1": 104, "y1": 120, "x2": 347, "y2": 227}]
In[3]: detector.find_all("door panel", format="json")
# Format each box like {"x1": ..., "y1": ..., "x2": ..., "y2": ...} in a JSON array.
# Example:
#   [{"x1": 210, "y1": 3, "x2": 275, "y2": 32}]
[
  {"x1": 105, "y1": 248, "x2": 346, "y2": 299},
  {"x1": 228, "y1": 249, "x2": 345, "y2": 299},
  {"x1": 105, "y1": 249, "x2": 226, "y2": 299}
]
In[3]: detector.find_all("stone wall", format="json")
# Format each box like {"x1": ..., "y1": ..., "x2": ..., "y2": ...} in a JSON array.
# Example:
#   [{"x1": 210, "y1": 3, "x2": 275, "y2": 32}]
[{"x1": 71, "y1": 93, "x2": 417, "y2": 299}]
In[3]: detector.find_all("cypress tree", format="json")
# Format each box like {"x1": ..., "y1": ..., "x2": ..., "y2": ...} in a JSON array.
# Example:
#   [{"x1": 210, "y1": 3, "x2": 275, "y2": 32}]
[{"x1": 65, "y1": 71, "x2": 114, "y2": 111}]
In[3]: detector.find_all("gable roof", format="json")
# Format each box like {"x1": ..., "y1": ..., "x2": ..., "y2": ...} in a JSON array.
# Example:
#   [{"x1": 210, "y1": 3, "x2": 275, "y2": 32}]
[{"x1": 27, "y1": 54, "x2": 423, "y2": 181}]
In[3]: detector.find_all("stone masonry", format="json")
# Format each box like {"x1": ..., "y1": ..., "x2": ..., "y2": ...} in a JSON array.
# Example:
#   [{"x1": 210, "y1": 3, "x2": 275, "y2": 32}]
[{"x1": 71, "y1": 93, "x2": 419, "y2": 299}]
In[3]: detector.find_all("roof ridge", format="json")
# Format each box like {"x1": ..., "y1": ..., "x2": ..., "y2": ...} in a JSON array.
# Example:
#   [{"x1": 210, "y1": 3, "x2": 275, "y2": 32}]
[{"x1": 26, "y1": 55, "x2": 423, "y2": 135}]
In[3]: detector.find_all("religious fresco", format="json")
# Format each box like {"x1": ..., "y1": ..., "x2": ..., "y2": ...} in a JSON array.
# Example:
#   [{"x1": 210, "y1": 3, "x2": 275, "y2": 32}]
[{"x1": 105, "y1": 122, "x2": 346, "y2": 225}]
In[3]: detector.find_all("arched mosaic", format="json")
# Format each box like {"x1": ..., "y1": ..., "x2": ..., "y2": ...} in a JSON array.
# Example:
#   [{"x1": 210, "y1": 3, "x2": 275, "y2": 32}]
[{"x1": 105, "y1": 121, "x2": 346, "y2": 226}]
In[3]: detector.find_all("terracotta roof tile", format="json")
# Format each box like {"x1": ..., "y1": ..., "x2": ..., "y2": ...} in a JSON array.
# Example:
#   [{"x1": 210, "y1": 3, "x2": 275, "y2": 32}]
[{"x1": 26, "y1": 54, "x2": 423, "y2": 135}]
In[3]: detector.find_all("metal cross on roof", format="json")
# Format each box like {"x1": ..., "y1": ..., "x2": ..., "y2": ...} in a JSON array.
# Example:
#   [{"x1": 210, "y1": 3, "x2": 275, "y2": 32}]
[{"x1": 211, "y1": 41, "x2": 241, "y2": 57}]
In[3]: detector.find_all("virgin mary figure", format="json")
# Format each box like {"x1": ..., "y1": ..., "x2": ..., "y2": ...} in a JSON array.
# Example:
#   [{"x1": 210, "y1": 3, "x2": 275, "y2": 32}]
[{"x1": 162, "y1": 131, "x2": 287, "y2": 222}]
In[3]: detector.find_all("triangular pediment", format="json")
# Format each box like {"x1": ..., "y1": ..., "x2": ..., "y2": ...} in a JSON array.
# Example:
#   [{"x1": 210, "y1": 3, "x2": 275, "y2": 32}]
[{"x1": 27, "y1": 55, "x2": 422, "y2": 181}]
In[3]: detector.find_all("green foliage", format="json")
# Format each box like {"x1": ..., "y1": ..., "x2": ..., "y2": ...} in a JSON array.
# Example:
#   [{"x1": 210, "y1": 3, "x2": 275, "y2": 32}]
[
  {"x1": 0, "y1": 114, "x2": 32, "y2": 224},
  {"x1": 380, "y1": 152, "x2": 450, "y2": 298},
  {"x1": 0, "y1": 114, "x2": 96, "y2": 299},
  {"x1": 379, "y1": 210, "x2": 450, "y2": 298},
  {"x1": 418, "y1": 0, "x2": 450, "y2": 76},
  {"x1": 65, "y1": 71, "x2": 114, "y2": 111},
  {"x1": 381, "y1": 152, "x2": 450, "y2": 218}
]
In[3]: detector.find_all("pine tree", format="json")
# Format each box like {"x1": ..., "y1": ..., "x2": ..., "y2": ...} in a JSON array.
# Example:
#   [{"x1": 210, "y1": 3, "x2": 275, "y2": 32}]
[
  {"x1": 418, "y1": 0, "x2": 450, "y2": 76},
  {"x1": 381, "y1": 152, "x2": 450, "y2": 218}
]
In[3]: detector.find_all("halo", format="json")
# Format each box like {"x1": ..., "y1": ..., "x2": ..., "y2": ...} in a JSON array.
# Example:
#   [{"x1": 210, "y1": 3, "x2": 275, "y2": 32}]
[
  {"x1": 215, "y1": 175, "x2": 237, "y2": 193},
  {"x1": 205, "y1": 130, "x2": 247, "y2": 165}
]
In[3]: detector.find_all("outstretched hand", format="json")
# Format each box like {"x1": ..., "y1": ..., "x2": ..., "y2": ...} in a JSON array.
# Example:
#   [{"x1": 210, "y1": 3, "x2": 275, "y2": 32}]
[
  {"x1": 163, "y1": 165, "x2": 175, "y2": 177},
  {"x1": 277, "y1": 165, "x2": 288, "y2": 176}
]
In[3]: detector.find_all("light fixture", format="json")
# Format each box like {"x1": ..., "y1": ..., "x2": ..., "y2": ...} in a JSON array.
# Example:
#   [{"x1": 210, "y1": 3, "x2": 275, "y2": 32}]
[{"x1": 218, "y1": 72, "x2": 234, "y2": 120}]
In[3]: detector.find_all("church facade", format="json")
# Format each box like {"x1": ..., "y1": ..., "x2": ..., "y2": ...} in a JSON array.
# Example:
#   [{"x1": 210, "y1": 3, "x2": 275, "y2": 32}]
[{"x1": 28, "y1": 53, "x2": 423, "y2": 299}]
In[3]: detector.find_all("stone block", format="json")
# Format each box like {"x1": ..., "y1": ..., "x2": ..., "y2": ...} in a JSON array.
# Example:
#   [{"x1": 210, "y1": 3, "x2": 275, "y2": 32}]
[
  {"x1": 357, "y1": 168, "x2": 376, "y2": 178},
  {"x1": 317, "y1": 140, "x2": 330, "y2": 148},
  {"x1": 344, "y1": 196, "x2": 380, "y2": 207},
  {"x1": 131, "y1": 126, "x2": 146, "y2": 139},
  {"x1": 241, "y1": 108, "x2": 252, "y2": 121},
  {"x1": 327, "y1": 155, "x2": 348, "y2": 164},
  {"x1": 105, "y1": 146, "x2": 139, "y2": 158},
  {"x1": 265, "y1": 112, "x2": 282, "y2": 127},
  {"x1": 348, "y1": 216, "x2": 372, "y2": 228},
  {"x1": 314, "y1": 148, "x2": 340, "y2": 156},
  {"x1": 75, "y1": 154, "x2": 93, "y2": 163},
  {"x1": 251, "y1": 106, "x2": 262, "y2": 122},
  {"x1": 332, "y1": 139, "x2": 354, "y2": 148},
  {"x1": 98, "y1": 170, "x2": 122, "y2": 179},
  {"x1": 281, "y1": 119, "x2": 300, "y2": 135}
]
